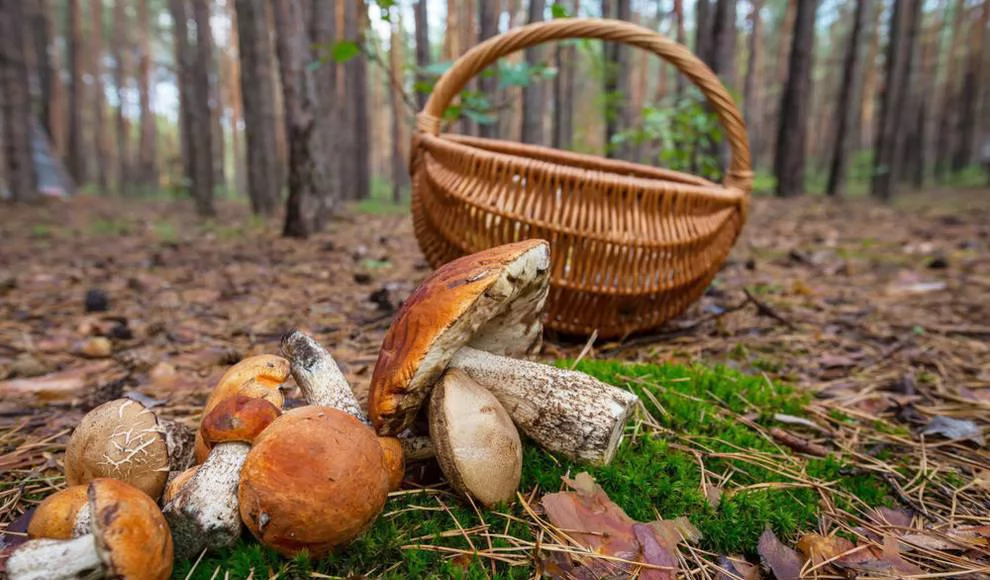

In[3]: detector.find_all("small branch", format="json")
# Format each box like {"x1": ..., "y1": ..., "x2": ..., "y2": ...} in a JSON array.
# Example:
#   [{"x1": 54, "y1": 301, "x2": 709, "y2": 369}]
[{"x1": 742, "y1": 288, "x2": 798, "y2": 329}]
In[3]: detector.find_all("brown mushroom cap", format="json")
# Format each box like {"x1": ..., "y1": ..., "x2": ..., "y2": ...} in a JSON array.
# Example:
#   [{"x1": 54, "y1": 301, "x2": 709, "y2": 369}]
[
  {"x1": 89, "y1": 478, "x2": 174, "y2": 580},
  {"x1": 429, "y1": 369, "x2": 522, "y2": 507},
  {"x1": 238, "y1": 406, "x2": 388, "y2": 559},
  {"x1": 64, "y1": 399, "x2": 171, "y2": 500},
  {"x1": 27, "y1": 485, "x2": 89, "y2": 540},
  {"x1": 199, "y1": 395, "x2": 282, "y2": 448},
  {"x1": 193, "y1": 355, "x2": 290, "y2": 463},
  {"x1": 368, "y1": 240, "x2": 550, "y2": 436},
  {"x1": 377, "y1": 436, "x2": 405, "y2": 492}
]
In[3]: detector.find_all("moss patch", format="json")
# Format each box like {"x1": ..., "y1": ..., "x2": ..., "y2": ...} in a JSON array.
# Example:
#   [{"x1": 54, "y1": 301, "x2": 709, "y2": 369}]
[{"x1": 172, "y1": 360, "x2": 889, "y2": 579}]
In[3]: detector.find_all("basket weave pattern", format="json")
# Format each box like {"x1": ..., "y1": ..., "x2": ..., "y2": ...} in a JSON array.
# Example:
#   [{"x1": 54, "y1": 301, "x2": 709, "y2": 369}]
[{"x1": 410, "y1": 19, "x2": 753, "y2": 339}]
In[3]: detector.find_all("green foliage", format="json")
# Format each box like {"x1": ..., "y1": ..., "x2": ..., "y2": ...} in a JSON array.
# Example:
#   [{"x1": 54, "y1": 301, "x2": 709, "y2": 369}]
[
  {"x1": 171, "y1": 360, "x2": 894, "y2": 578},
  {"x1": 89, "y1": 218, "x2": 132, "y2": 236},
  {"x1": 550, "y1": 2, "x2": 572, "y2": 18}
]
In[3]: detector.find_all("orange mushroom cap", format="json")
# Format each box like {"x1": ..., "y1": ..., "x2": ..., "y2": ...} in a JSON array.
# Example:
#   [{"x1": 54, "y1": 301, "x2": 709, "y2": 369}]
[
  {"x1": 26, "y1": 485, "x2": 89, "y2": 540},
  {"x1": 199, "y1": 395, "x2": 282, "y2": 449}
]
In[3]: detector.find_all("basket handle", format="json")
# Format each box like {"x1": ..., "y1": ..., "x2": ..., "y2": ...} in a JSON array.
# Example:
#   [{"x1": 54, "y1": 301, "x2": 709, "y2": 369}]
[{"x1": 417, "y1": 17, "x2": 753, "y2": 193}]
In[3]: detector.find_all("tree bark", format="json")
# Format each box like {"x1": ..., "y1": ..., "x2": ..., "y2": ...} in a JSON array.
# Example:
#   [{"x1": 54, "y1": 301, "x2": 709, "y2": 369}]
[
  {"x1": 66, "y1": 0, "x2": 85, "y2": 185},
  {"x1": 235, "y1": 0, "x2": 280, "y2": 215},
  {"x1": 460, "y1": 0, "x2": 479, "y2": 137},
  {"x1": 343, "y1": 0, "x2": 370, "y2": 200},
  {"x1": 389, "y1": 11, "x2": 409, "y2": 203},
  {"x1": 521, "y1": 0, "x2": 547, "y2": 146},
  {"x1": 553, "y1": 0, "x2": 579, "y2": 150},
  {"x1": 0, "y1": 0, "x2": 38, "y2": 201},
  {"x1": 672, "y1": 0, "x2": 686, "y2": 97},
  {"x1": 478, "y1": 0, "x2": 500, "y2": 139},
  {"x1": 826, "y1": 0, "x2": 871, "y2": 196},
  {"x1": 908, "y1": 13, "x2": 939, "y2": 188},
  {"x1": 137, "y1": 0, "x2": 158, "y2": 190},
  {"x1": 601, "y1": 0, "x2": 631, "y2": 159},
  {"x1": 273, "y1": 0, "x2": 327, "y2": 237},
  {"x1": 871, "y1": 0, "x2": 916, "y2": 200},
  {"x1": 413, "y1": 0, "x2": 430, "y2": 112},
  {"x1": 891, "y1": 0, "x2": 923, "y2": 183},
  {"x1": 774, "y1": 0, "x2": 818, "y2": 198},
  {"x1": 710, "y1": 0, "x2": 737, "y2": 90},
  {"x1": 169, "y1": 0, "x2": 195, "y2": 198},
  {"x1": 952, "y1": 0, "x2": 989, "y2": 170},
  {"x1": 934, "y1": 0, "x2": 966, "y2": 178},
  {"x1": 694, "y1": 0, "x2": 712, "y2": 66},
  {"x1": 29, "y1": 1, "x2": 63, "y2": 157},
  {"x1": 89, "y1": 0, "x2": 108, "y2": 192},
  {"x1": 310, "y1": 0, "x2": 339, "y2": 227},
  {"x1": 191, "y1": 0, "x2": 216, "y2": 216},
  {"x1": 224, "y1": 0, "x2": 244, "y2": 196},
  {"x1": 743, "y1": 0, "x2": 764, "y2": 164},
  {"x1": 763, "y1": 0, "x2": 796, "y2": 166},
  {"x1": 113, "y1": 0, "x2": 131, "y2": 193},
  {"x1": 858, "y1": 0, "x2": 883, "y2": 151}
]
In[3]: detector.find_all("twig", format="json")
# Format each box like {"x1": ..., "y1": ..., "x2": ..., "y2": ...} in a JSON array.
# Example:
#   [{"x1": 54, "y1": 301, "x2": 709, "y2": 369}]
[{"x1": 742, "y1": 287, "x2": 798, "y2": 329}]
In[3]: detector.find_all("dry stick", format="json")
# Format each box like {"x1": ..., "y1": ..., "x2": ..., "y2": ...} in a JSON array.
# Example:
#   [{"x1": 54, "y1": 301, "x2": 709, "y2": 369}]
[{"x1": 742, "y1": 287, "x2": 798, "y2": 329}]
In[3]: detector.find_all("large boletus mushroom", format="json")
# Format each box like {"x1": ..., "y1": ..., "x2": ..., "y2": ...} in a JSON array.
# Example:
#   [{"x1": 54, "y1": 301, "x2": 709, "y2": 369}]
[
  {"x1": 368, "y1": 240, "x2": 640, "y2": 466},
  {"x1": 192, "y1": 354, "x2": 290, "y2": 464},
  {"x1": 25, "y1": 485, "x2": 90, "y2": 540},
  {"x1": 5, "y1": 478, "x2": 173, "y2": 580},
  {"x1": 163, "y1": 394, "x2": 282, "y2": 559},
  {"x1": 64, "y1": 398, "x2": 194, "y2": 502},
  {"x1": 429, "y1": 369, "x2": 522, "y2": 507},
  {"x1": 238, "y1": 406, "x2": 389, "y2": 560}
]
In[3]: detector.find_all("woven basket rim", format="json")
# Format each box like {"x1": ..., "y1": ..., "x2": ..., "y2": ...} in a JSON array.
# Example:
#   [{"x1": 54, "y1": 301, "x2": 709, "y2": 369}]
[{"x1": 417, "y1": 132, "x2": 750, "y2": 205}]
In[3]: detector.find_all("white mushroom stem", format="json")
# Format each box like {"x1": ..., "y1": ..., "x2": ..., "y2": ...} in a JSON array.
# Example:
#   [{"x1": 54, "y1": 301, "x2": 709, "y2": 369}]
[
  {"x1": 5, "y1": 535, "x2": 104, "y2": 580},
  {"x1": 72, "y1": 503, "x2": 91, "y2": 537},
  {"x1": 448, "y1": 346, "x2": 639, "y2": 466},
  {"x1": 162, "y1": 442, "x2": 249, "y2": 559},
  {"x1": 282, "y1": 330, "x2": 434, "y2": 460}
]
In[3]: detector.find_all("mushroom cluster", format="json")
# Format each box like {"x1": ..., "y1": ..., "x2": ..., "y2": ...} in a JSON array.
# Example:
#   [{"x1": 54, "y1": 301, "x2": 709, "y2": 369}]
[{"x1": 3, "y1": 239, "x2": 641, "y2": 573}]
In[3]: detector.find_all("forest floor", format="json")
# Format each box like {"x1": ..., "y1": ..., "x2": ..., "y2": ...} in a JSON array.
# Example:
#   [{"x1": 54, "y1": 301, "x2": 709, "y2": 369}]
[{"x1": 0, "y1": 187, "x2": 988, "y2": 578}]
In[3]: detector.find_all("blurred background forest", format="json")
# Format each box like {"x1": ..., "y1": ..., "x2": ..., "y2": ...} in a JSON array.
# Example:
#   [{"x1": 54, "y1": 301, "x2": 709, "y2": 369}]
[{"x1": 1, "y1": 0, "x2": 988, "y2": 236}]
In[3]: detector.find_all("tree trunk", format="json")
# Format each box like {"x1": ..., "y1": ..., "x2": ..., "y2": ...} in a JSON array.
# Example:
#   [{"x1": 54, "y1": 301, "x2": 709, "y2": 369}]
[
  {"x1": 774, "y1": 0, "x2": 818, "y2": 198},
  {"x1": 908, "y1": 14, "x2": 939, "y2": 188},
  {"x1": 672, "y1": 0, "x2": 686, "y2": 97},
  {"x1": 0, "y1": 0, "x2": 38, "y2": 201},
  {"x1": 29, "y1": 1, "x2": 62, "y2": 157},
  {"x1": 826, "y1": 0, "x2": 871, "y2": 196},
  {"x1": 66, "y1": 0, "x2": 85, "y2": 185},
  {"x1": 235, "y1": 0, "x2": 280, "y2": 215},
  {"x1": 310, "y1": 0, "x2": 340, "y2": 226},
  {"x1": 389, "y1": 10, "x2": 409, "y2": 203},
  {"x1": 934, "y1": 0, "x2": 966, "y2": 179},
  {"x1": 460, "y1": 0, "x2": 479, "y2": 137},
  {"x1": 694, "y1": 0, "x2": 712, "y2": 66},
  {"x1": 343, "y1": 0, "x2": 370, "y2": 200},
  {"x1": 478, "y1": 0, "x2": 500, "y2": 139},
  {"x1": 169, "y1": 0, "x2": 195, "y2": 198},
  {"x1": 891, "y1": 0, "x2": 923, "y2": 183},
  {"x1": 601, "y1": 0, "x2": 631, "y2": 159},
  {"x1": 710, "y1": 0, "x2": 737, "y2": 90},
  {"x1": 89, "y1": 0, "x2": 108, "y2": 192},
  {"x1": 113, "y1": 0, "x2": 131, "y2": 193},
  {"x1": 871, "y1": 0, "x2": 917, "y2": 200},
  {"x1": 137, "y1": 0, "x2": 158, "y2": 190},
  {"x1": 274, "y1": 0, "x2": 327, "y2": 237},
  {"x1": 191, "y1": 0, "x2": 216, "y2": 216},
  {"x1": 553, "y1": 0, "x2": 579, "y2": 150},
  {"x1": 743, "y1": 0, "x2": 764, "y2": 164},
  {"x1": 413, "y1": 0, "x2": 429, "y2": 112},
  {"x1": 858, "y1": 0, "x2": 883, "y2": 151},
  {"x1": 224, "y1": 0, "x2": 244, "y2": 196},
  {"x1": 763, "y1": 0, "x2": 796, "y2": 166},
  {"x1": 952, "y1": 0, "x2": 989, "y2": 171},
  {"x1": 521, "y1": 0, "x2": 547, "y2": 145}
]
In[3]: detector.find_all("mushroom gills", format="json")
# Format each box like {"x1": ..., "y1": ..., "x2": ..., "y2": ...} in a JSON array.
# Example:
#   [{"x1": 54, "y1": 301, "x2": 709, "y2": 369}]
[
  {"x1": 163, "y1": 442, "x2": 250, "y2": 559},
  {"x1": 5, "y1": 535, "x2": 104, "y2": 580},
  {"x1": 448, "y1": 346, "x2": 639, "y2": 466}
]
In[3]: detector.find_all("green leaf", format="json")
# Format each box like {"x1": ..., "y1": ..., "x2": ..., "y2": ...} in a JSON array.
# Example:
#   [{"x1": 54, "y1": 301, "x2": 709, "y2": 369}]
[
  {"x1": 463, "y1": 109, "x2": 497, "y2": 125},
  {"x1": 330, "y1": 41, "x2": 361, "y2": 63},
  {"x1": 550, "y1": 3, "x2": 571, "y2": 18}
]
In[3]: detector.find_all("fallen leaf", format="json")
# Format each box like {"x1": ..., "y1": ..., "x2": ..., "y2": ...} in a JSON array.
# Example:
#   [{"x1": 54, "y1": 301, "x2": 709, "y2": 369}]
[
  {"x1": 0, "y1": 361, "x2": 115, "y2": 404},
  {"x1": 716, "y1": 555, "x2": 762, "y2": 580},
  {"x1": 795, "y1": 533, "x2": 856, "y2": 566},
  {"x1": 869, "y1": 506, "x2": 914, "y2": 528},
  {"x1": 757, "y1": 527, "x2": 803, "y2": 580},
  {"x1": 921, "y1": 415, "x2": 985, "y2": 446}
]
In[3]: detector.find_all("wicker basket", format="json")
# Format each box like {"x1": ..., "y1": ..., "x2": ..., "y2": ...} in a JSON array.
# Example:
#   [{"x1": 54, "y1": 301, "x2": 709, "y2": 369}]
[{"x1": 409, "y1": 18, "x2": 753, "y2": 339}]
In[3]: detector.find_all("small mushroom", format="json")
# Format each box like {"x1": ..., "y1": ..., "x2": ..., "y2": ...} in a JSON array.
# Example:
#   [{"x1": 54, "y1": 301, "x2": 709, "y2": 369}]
[
  {"x1": 25, "y1": 485, "x2": 89, "y2": 540},
  {"x1": 429, "y1": 369, "x2": 522, "y2": 507},
  {"x1": 280, "y1": 330, "x2": 433, "y2": 491},
  {"x1": 238, "y1": 406, "x2": 389, "y2": 560},
  {"x1": 163, "y1": 394, "x2": 282, "y2": 559},
  {"x1": 5, "y1": 478, "x2": 173, "y2": 580},
  {"x1": 368, "y1": 240, "x2": 640, "y2": 466},
  {"x1": 192, "y1": 354, "x2": 290, "y2": 464},
  {"x1": 64, "y1": 398, "x2": 194, "y2": 501}
]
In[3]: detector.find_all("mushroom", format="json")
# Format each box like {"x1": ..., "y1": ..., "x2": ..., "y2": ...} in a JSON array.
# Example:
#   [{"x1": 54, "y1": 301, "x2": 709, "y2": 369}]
[
  {"x1": 25, "y1": 485, "x2": 89, "y2": 540},
  {"x1": 280, "y1": 329, "x2": 433, "y2": 491},
  {"x1": 163, "y1": 394, "x2": 282, "y2": 559},
  {"x1": 238, "y1": 406, "x2": 389, "y2": 560},
  {"x1": 192, "y1": 354, "x2": 290, "y2": 464},
  {"x1": 5, "y1": 478, "x2": 173, "y2": 580},
  {"x1": 368, "y1": 240, "x2": 640, "y2": 466},
  {"x1": 64, "y1": 398, "x2": 194, "y2": 502},
  {"x1": 160, "y1": 465, "x2": 198, "y2": 505},
  {"x1": 429, "y1": 368, "x2": 523, "y2": 506}
]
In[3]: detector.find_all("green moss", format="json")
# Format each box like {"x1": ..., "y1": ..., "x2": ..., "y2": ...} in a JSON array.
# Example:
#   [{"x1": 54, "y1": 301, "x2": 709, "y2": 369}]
[{"x1": 171, "y1": 360, "x2": 884, "y2": 579}]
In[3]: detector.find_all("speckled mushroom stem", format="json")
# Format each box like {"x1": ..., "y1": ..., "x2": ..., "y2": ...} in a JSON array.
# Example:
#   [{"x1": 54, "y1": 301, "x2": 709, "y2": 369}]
[
  {"x1": 162, "y1": 442, "x2": 249, "y2": 559},
  {"x1": 282, "y1": 330, "x2": 434, "y2": 460},
  {"x1": 5, "y1": 536, "x2": 104, "y2": 580},
  {"x1": 448, "y1": 346, "x2": 640, "y2": 466}
]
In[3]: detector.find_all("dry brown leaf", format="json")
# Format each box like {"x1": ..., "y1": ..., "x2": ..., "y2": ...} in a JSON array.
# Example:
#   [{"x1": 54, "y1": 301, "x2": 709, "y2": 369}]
[
  {"x1": 756, "y1": 527, "x2": 803, "y2": 580},
  {"x1": 715, "y1": 555, "x2": 762, "y2": 580},
  {"x1": 795, "y1": 533, "x2": 857, "y2": 566},
  {"x1": 0, "y1": 361, "x2": 114, "y2": 403}
]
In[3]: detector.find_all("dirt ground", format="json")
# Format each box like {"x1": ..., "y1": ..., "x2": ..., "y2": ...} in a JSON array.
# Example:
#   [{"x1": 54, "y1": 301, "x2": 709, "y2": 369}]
[{"x1": 1, "y1": 187, "x2": 988, "y2": 571}]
